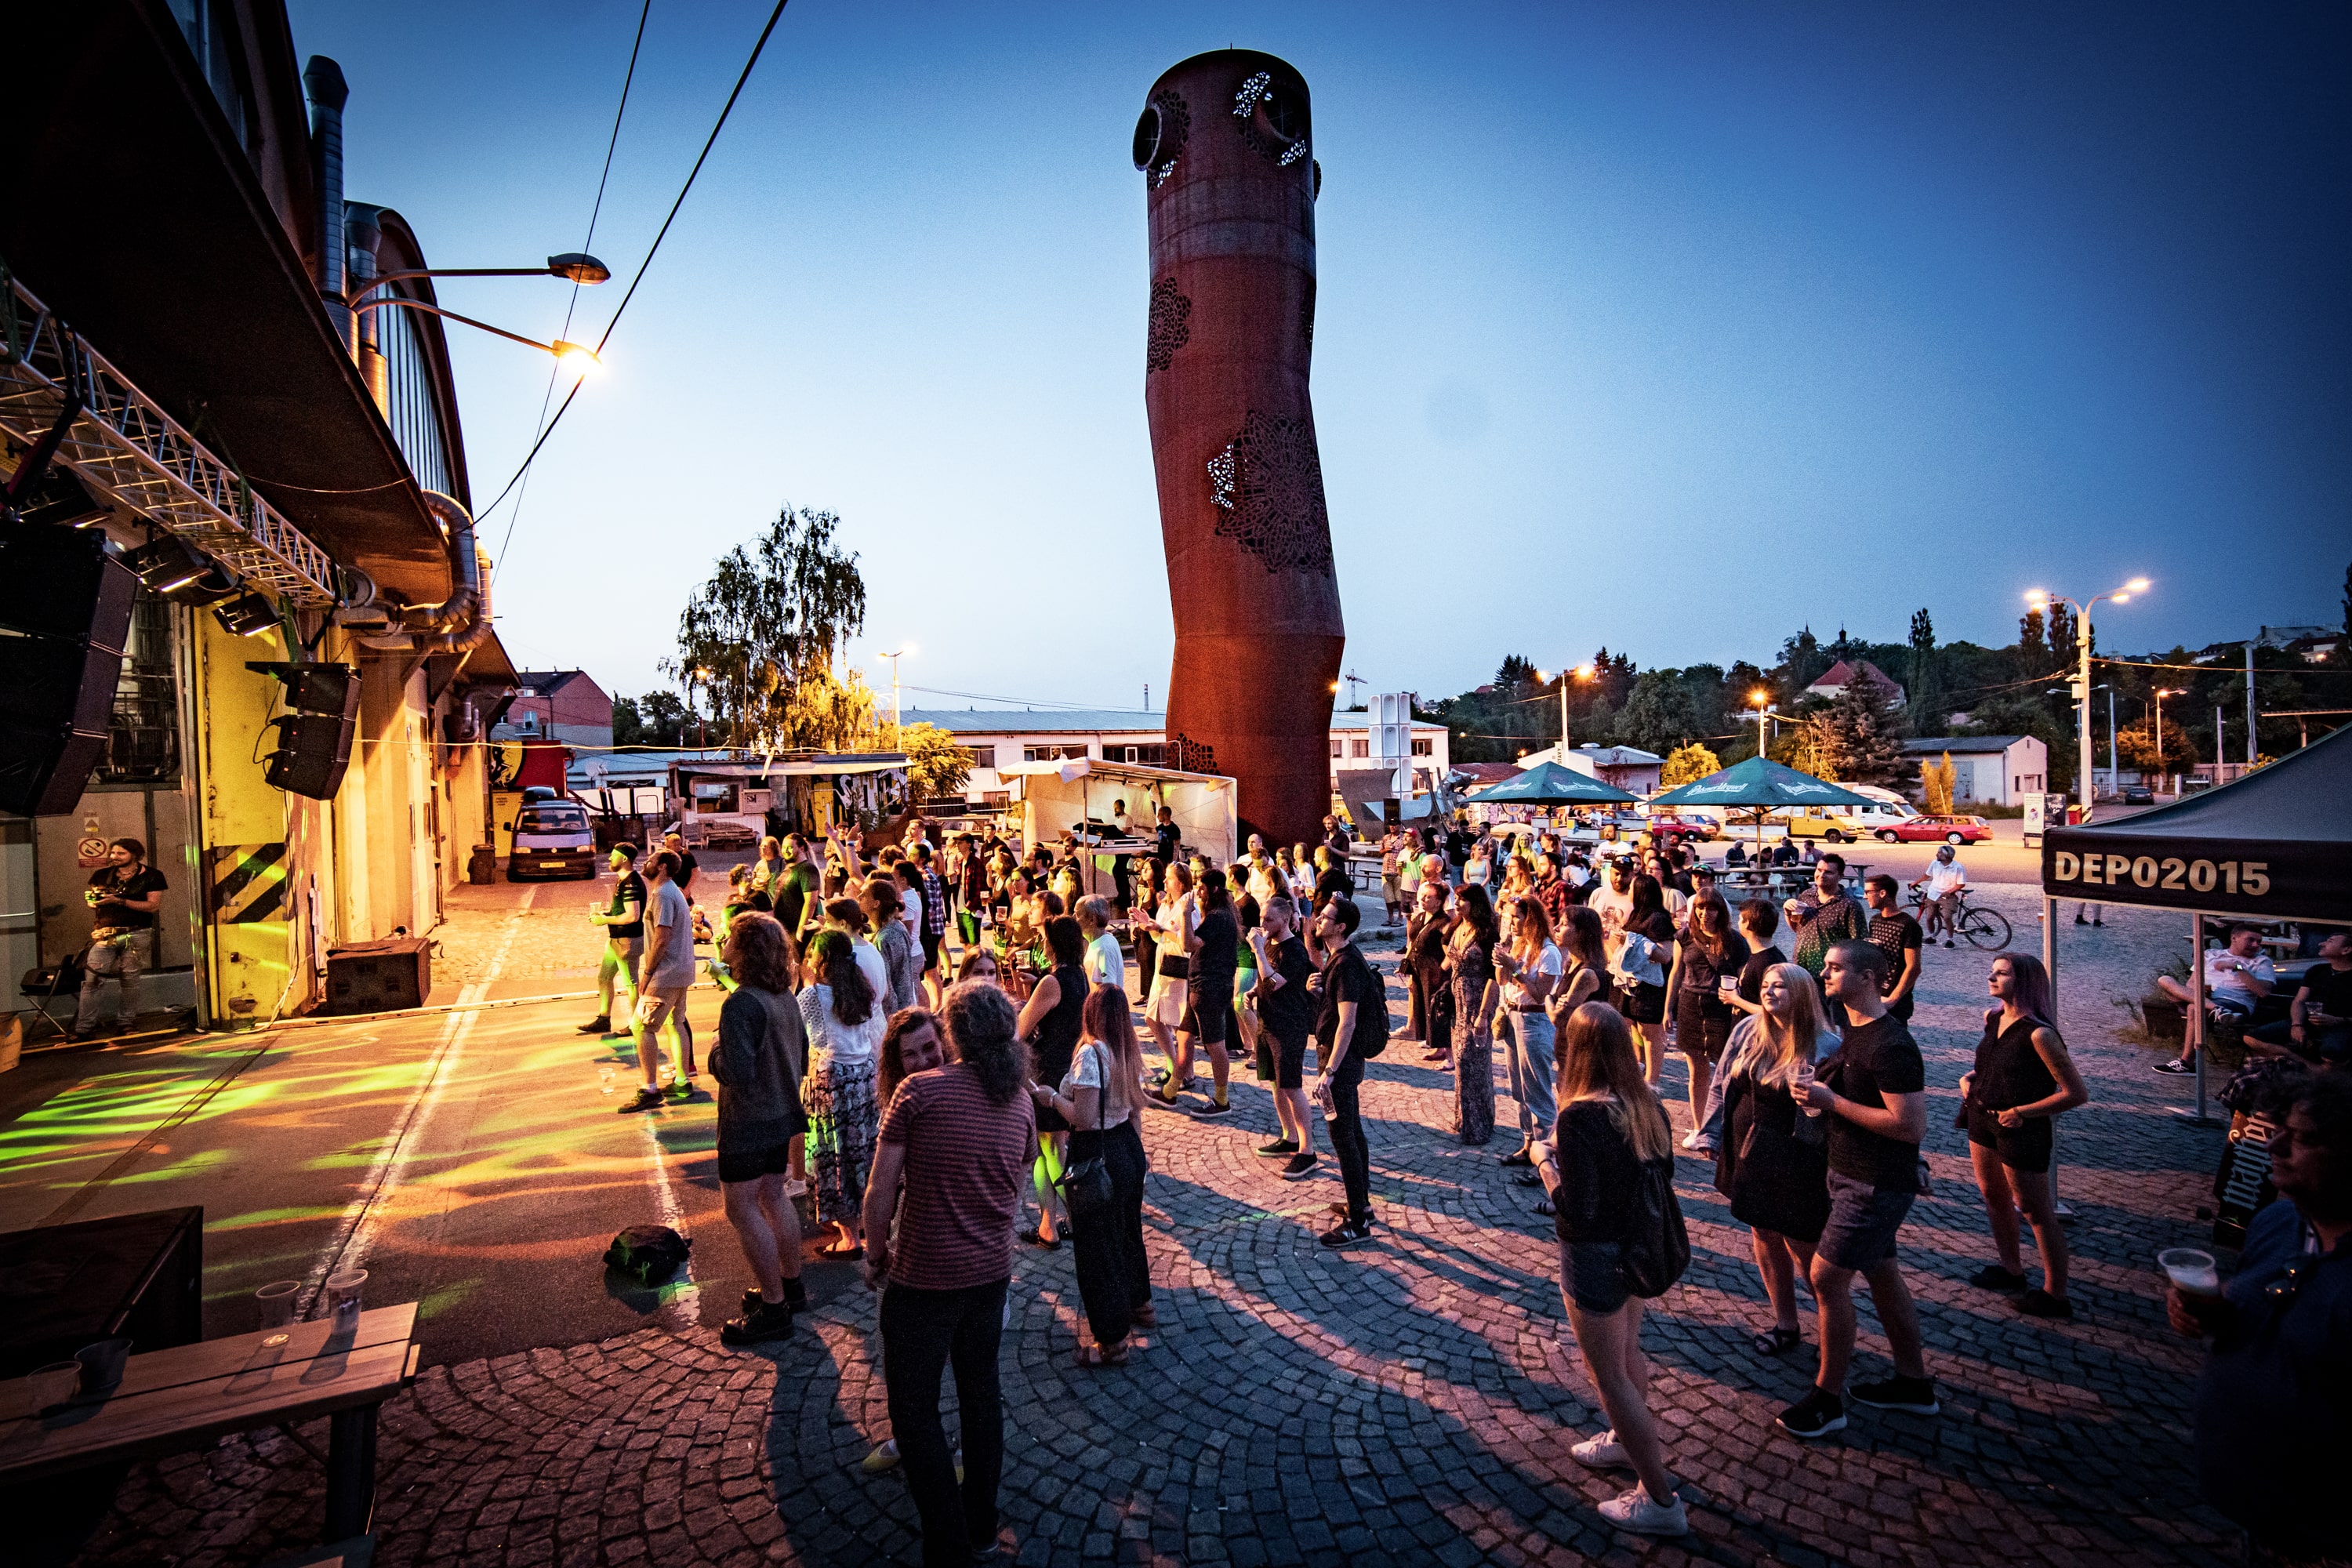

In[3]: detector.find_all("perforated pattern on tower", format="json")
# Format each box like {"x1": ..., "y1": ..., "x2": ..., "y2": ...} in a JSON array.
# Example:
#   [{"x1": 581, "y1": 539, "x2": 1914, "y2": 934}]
[
  {"x1": 1206, "y1": 411, "x2": 1334, "y2": 575},
  {"x1": 1147, "y1": 278, "x2": 1192, "y2": 373}
]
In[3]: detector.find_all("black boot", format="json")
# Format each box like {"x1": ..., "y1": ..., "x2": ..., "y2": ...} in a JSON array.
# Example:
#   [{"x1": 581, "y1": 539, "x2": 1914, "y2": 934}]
[
  {"x1": 721, "y1": 1301, "x2": 794, "y2": 1345},
  {"x1": 578, "y1": 1014, "x2": 611, "y2": 1033}
]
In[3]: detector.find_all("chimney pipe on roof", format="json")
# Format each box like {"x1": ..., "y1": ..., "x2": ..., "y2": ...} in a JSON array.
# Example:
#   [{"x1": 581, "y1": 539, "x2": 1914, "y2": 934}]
[{"x1": 303, "y1": 56, "x2": 353, "y2": 356}]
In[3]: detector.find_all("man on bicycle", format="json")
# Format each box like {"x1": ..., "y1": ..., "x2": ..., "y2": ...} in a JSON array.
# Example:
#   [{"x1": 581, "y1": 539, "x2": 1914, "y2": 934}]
[{"x1": 1911, "y1": 844, "x2": 1969, "y2": 948}]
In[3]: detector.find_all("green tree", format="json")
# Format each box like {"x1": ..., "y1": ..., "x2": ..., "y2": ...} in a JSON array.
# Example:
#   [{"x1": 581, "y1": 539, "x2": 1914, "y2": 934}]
[
  {"x1": 669, "y1": 503, "x2": 868, "y2": 748},
  {"x1": 1907, "y1": 608, "x2": 1939, "y2": 726},
  {"x1": 2118, "y1": 718, "x2": 2198, "y2": 775},
  {"x1": 1494, "y1": 654, "x2": 1537, "y2": 691},
  {"x1": 885, "y1": 720, "x2": 971, "y2": 802},
  {"x1": 1812, "y1": 666, "x2": 1911, "y2": 786},
  {"x1": 612, "y1": 691, "x2": 686, "y2": 747},
  {"x1": 1613, "y1": 670, "x2": 1700, "y2": 754},
  {"x1": 1661, "y1": 742, "x2": 1722, "y2": 788}
]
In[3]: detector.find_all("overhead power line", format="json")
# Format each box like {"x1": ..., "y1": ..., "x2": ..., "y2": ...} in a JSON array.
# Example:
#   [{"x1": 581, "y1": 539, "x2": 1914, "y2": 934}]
[
  {"x1": 476, "y1": 0, "x2": 793, "y2": 534},
  {"x1": 497, "y1": 0, "x2": 652, "y2": 566}
]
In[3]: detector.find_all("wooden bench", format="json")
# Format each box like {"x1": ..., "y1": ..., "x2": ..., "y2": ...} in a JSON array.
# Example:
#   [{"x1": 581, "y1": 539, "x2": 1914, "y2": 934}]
[{"x1": 0, "y1": 1304, "x2": 419, "y2": 1541}]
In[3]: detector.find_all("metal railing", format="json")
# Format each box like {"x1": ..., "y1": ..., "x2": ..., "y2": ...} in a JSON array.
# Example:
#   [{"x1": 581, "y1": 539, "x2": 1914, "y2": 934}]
[{"x1": 0, "y1": 272, "x2": 339, "y2": 607}]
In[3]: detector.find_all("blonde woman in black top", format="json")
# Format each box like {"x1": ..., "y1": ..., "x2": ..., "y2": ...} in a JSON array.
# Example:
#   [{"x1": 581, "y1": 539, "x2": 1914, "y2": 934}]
[{"x1": 1540, "y1": 1002, "x2": 1690, "y2": 1537}]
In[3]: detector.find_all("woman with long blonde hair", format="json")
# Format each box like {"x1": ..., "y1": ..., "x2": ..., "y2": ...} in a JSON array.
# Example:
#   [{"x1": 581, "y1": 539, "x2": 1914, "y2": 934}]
[
  {"x1": 1697, "y1": 962, "x2": 1831, "y2": 1358},
  {"x1": 1540, "y1": 1002, "x2": 1687, "y2": 1537}
]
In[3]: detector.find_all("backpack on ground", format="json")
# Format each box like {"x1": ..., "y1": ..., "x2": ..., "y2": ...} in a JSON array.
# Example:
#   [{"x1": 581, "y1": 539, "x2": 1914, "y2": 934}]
[{"x1": 604, "y1": 1225, "x2": 691, "y2": 1287}]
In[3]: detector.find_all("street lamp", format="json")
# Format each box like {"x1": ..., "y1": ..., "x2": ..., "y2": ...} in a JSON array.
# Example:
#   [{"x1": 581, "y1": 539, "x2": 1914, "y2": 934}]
[
  {"x1": 2024, "y1": 577, "x2": 2149, "y2": 818},
  {"x1": 348, "y1": 252, "x2": 611, "y2": 372},
  {"x1": 1743, "y1": 687, "x2": 1776, "y2": 760},
  {"x1": 874, "y1": 646, "x2": 913, "y2": 732},
  {"x1": 1532, "y1": 663, "x2": 1597, "y2": 760}
]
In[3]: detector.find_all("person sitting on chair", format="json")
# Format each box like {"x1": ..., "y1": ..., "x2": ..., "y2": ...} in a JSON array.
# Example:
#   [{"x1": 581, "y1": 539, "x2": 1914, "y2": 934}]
[{"x1": 2154, "y1": 924, "x2": 2275, "y2": 1076}]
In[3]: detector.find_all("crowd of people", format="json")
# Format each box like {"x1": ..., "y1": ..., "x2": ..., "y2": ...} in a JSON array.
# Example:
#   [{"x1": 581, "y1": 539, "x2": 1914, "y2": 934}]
[{"x1": 561, "y1": 808, "x2": 2340, "y2": 1566}]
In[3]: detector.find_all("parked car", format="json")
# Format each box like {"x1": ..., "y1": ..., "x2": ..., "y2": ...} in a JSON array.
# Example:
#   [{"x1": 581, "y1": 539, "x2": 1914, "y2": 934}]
[
  {"x1": 1640, "y1": 807, "x2": 1720, "y2": 843},
  {"x1": 508, "y1": 800, "x2": 600, "y2": 880},
  {"x1": 1773, "y1": 800, "x2": 1918, "y2": 844},
  {"x1": 1876, "y1": 814, "x2": 1993, "y2": 845},
  {"x1": 2122, "y1": 785, "x2": 2155, "y2": 805}
]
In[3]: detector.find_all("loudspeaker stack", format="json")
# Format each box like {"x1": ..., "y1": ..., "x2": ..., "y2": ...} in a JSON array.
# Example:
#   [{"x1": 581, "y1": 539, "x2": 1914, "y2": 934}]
[
  {"x1": 257, "y1": 662, "x2": 360, "y2": 800},
  {"x1": 0, "y1": 528, "x2": 136, "y2": 815}
]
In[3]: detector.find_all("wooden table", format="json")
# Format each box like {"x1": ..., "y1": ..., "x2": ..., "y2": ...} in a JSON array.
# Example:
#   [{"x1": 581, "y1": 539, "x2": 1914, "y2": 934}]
[{"x1": 0, "y1": 1303, "x2": 419, "y2": 1541}]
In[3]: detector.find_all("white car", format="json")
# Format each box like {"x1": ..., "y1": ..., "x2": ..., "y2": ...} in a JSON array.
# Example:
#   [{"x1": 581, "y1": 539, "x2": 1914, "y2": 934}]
[{"x1": 508, "y1": 800, "x2": 599, "y2": 880}]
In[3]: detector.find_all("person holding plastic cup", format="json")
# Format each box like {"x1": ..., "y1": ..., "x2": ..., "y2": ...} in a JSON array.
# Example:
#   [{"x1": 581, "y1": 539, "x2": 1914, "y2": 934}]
[{"x1": 2166, "y1": 1073, "x2": 2352, "y2": 1567}]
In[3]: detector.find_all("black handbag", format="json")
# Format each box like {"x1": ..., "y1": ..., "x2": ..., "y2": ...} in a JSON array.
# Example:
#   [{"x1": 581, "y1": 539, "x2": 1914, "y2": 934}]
[
  {"x1": 1053, "y1": 1045, "x2": 1116, "y2": 1220},
  {"x1": 1618, "y1": 1150, "x2": 1691, "y2": 1300}
]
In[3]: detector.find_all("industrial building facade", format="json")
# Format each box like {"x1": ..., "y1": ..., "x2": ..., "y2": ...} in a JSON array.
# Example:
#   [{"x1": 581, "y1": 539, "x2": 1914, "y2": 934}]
[{"x1": 2, "y1": 0, "x2": 518, "y2": 1032}]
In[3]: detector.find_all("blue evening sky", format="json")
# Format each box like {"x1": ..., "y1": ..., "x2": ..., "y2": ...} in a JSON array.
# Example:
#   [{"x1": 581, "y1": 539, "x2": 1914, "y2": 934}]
[{"x1": 290, "y1": 1, "x2": 2350, "y2": 710}]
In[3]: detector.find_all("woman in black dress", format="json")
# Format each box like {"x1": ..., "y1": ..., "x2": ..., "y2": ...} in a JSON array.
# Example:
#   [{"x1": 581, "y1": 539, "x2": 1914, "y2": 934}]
[
  {"x1": 1448, "y1": 885, "x2": 1501, "y2": 1145},
  {"x1": 1013, "y1": 915, "x2": 1090, "y2": 1248},
  {"x1": 1699, "y1": 961, "x2": 1831, "y2": 1357},
  {"x1": 1959, "y1": 953, "x2": 2088, "y2": 1319},
  {"x1": 1666, "y1": 893, "x2": 1748, "y2": 1149}
]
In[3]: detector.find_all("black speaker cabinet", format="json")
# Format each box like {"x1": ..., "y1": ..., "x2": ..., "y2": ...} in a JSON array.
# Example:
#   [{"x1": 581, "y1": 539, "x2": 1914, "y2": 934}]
[
  {"x1": 0, "y1": 528, "x2": 136, "y2": 815},
  {"x1": 266, "y1": 713, "x2": 355, "y2": 800}
]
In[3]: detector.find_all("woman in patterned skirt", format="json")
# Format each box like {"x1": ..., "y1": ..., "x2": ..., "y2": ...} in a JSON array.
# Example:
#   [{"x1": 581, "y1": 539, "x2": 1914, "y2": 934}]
[
  {"x1": 1448, "y1": 884, "x2": 1501, "y2": 1145},
  {"x1": 798, "y1": 928, "x2": 887, "y2": 1258}
]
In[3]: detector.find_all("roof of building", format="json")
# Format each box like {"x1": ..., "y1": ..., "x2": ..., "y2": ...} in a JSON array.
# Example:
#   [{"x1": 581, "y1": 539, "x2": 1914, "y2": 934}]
[
  {"x1": 1572, "y1": 744, "x2": 1664, "y2": 765},
  {"x1": 1807, "y1": 659, "x2": 1905, "y2": 695},
  {"x1": 514, "y1": 670, "x2": 604, "y2": 696},
  {"x1": 1453, "y1": 762, "x2": 1523, "y2": 784},
  {"x1": 894, "y1": 707, "x2": 1443, "y2": 735},
  {"x1": 1903, "y1": 735, "x2": 2034, "y2": 754}
]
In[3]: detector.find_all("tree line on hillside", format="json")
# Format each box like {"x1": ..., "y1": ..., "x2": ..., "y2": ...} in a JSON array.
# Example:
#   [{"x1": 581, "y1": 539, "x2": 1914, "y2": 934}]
[{"x1": 1426, "y1": 561, "x2": 2352, "y2": 793}]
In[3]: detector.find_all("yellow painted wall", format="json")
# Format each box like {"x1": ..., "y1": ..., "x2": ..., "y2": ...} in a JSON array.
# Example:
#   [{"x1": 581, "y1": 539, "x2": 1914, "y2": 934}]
[{"x1": 193, "y1": 612, "x2": 293, "y2": 1025}]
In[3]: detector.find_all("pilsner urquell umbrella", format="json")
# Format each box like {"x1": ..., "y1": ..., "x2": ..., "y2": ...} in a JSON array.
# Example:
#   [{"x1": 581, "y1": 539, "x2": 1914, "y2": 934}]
[
  {"x1": 1468, "y1": 760, "x2": 1640, "y2": 806},
  {"x1": 1647, "y1": 756, "x2": 1874, "y2": 844}
]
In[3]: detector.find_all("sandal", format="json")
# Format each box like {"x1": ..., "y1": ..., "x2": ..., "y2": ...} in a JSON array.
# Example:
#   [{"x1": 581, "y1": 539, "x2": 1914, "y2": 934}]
[
  {"x1": 1019, "y1": 1225, "x2": 1062, "y2": 1250},
  {"x1": 1751, "y1": 1327, "x2": 1802, "y2": 1357},
  {"x1": 1076, "y1": 1341, "x2": 1130, "y2": 1368}
]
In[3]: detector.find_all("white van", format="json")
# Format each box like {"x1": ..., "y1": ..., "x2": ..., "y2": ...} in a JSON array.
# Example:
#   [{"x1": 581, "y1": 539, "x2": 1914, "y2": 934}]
[{"x1": 508, "y1": 798, "x2": 599, "y2": 880}]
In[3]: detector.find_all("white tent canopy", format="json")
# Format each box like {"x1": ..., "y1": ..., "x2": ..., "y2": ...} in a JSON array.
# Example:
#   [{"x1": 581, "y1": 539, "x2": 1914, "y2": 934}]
[{"x1": 1003, "y1": 758, "x2": 1237, "y2": 868}]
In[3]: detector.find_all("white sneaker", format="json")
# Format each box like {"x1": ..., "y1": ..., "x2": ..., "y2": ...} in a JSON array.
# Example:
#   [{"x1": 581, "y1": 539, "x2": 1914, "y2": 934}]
[
  {"x1": 1599, "y1": 1484, "x2": 1688, "y2": 1537},
  {"x1": 1570, "y1": 1429, "x2": 1628, "y2": 1468},
  {"x1": 1679, "y1": 1130, "x2": 1703, "y2": 1150}
]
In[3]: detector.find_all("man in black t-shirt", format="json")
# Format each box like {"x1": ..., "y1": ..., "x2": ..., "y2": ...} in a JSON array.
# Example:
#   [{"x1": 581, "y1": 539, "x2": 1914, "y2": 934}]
[
  {"x1": 1311, "y1": 848, "x2": 1356, "y2": 913},
  {"x1": 75, "y1": 837, "x2": 168, "y2": 1038},
  {"x1": 1863, "y1": 875, "x2": 1925, "y2": 1022},
  {"x1": 1249, "y1": 895, "x2": 1320, "y2": 1176},
  {"x1": 1310, "y1": 898, "x2": 1381, "y2": 1247},
  {"x1": 1154, "y1": 806, "x2": 1181, "y2": 868},
  {"x1": 1732, "y1": 898, "x2": 1788, "y2": 1011},
  {"x1": 2256, "y1": 932, "x2": 2352, "y2": 1065},
  {"x1": 1778, "y1": 941, "x2": 1936, "y2": 1440},
  {"x1": 582, "y1": 842, "x2": 648, "y2": 1038}
]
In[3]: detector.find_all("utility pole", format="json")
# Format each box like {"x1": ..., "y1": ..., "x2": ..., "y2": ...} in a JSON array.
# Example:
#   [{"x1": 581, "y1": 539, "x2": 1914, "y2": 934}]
[
  {"x1": 2216, "y1": 705, "x2": 2226, "y2": 783},
  {"x1": 2106, "y1": 687, "x2": 2117, "y2": 797},
  {"x1": 2245, "y1": 642, "x2": 2256, "y2": 765}
]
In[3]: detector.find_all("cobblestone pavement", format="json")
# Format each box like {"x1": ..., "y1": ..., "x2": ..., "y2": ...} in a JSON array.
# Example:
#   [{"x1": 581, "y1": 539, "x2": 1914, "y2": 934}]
[{"x1": 70, "y1": 901, "x2": 2245, "y2": 1567}]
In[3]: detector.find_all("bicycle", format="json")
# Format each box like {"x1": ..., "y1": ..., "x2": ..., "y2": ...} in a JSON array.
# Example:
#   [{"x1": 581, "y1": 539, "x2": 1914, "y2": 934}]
[{"x1": 1911, "y1": 886, "x2": 2011, "y2": 951}]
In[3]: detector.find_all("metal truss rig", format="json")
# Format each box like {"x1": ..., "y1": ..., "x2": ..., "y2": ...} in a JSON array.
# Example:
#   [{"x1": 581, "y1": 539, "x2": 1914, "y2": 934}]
[{"x1": 0, "y1": 273, "x2": 338, "y2": 607}]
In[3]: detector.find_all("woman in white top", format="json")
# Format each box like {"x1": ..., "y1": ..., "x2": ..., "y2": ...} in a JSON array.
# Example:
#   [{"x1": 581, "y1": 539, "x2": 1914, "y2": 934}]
[
  {"x1": 1029, "y1": 984, "x2": 1155, "y2": 1362},
  {"x1": 1131, "y1": 862, "x2": 1200, "y2": 1072},
  {"x1": 797, "y1": 929, "x2": 889, "y2": 1258},
  {"x1": 1493, "y1": 895, "x2": 1565, "y2": 1175},
  {"x1": 1076, "y1": 895, "x2": 1126, "y2": 996}
]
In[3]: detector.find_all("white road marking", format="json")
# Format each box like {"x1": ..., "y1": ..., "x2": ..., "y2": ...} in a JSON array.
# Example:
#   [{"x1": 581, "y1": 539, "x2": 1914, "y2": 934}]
[
  {"x1": 303, "y1": 885, "x2": 534, "y2": 1311},
  {"x1": 637, "y1": 1109, "x2": 702, "y2": 1334}
]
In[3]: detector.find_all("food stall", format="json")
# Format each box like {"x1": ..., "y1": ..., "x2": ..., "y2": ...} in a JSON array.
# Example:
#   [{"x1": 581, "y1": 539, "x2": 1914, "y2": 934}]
[
  {"x1": 1003, "y1": 757, "x2": 1238, "y2": 898},
  {"x1": 665, "y1": 753, "x2": 911, "y2": 849}
]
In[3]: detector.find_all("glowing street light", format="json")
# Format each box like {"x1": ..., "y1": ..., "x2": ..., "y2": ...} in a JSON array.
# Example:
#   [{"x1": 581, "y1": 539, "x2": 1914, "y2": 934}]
[
  {"x1": 876, "y1": 646, "x2": 914, "y2": 731},
  {"x1": 2024, "y1": 578, "x2": 2150, "y2": 815}
]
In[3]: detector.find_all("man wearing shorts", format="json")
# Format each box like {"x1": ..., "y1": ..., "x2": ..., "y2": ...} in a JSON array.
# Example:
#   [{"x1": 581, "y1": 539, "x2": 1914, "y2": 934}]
[
  {"x1": 1778, "y1": 941, "x2": 1936, "y2": 1438},
  {"x1": 617, "y1": 851, "x2": 700, "y2": 1113},
  {"x1": 580, "y1": 842, "x2": 646, "y2": 1038},
  {"x1": 1176, "y1": 869, "x2": 1240, "y2": 1116},
  {"x1": 1250, "y1": 895, "x2": 1319, "y2": 1177}
]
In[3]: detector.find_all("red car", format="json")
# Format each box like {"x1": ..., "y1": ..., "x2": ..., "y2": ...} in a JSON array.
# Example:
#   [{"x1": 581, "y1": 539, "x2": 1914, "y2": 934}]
[{"x1": 1876, "y1": 814, "x2": 1993, "y2": 846}]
